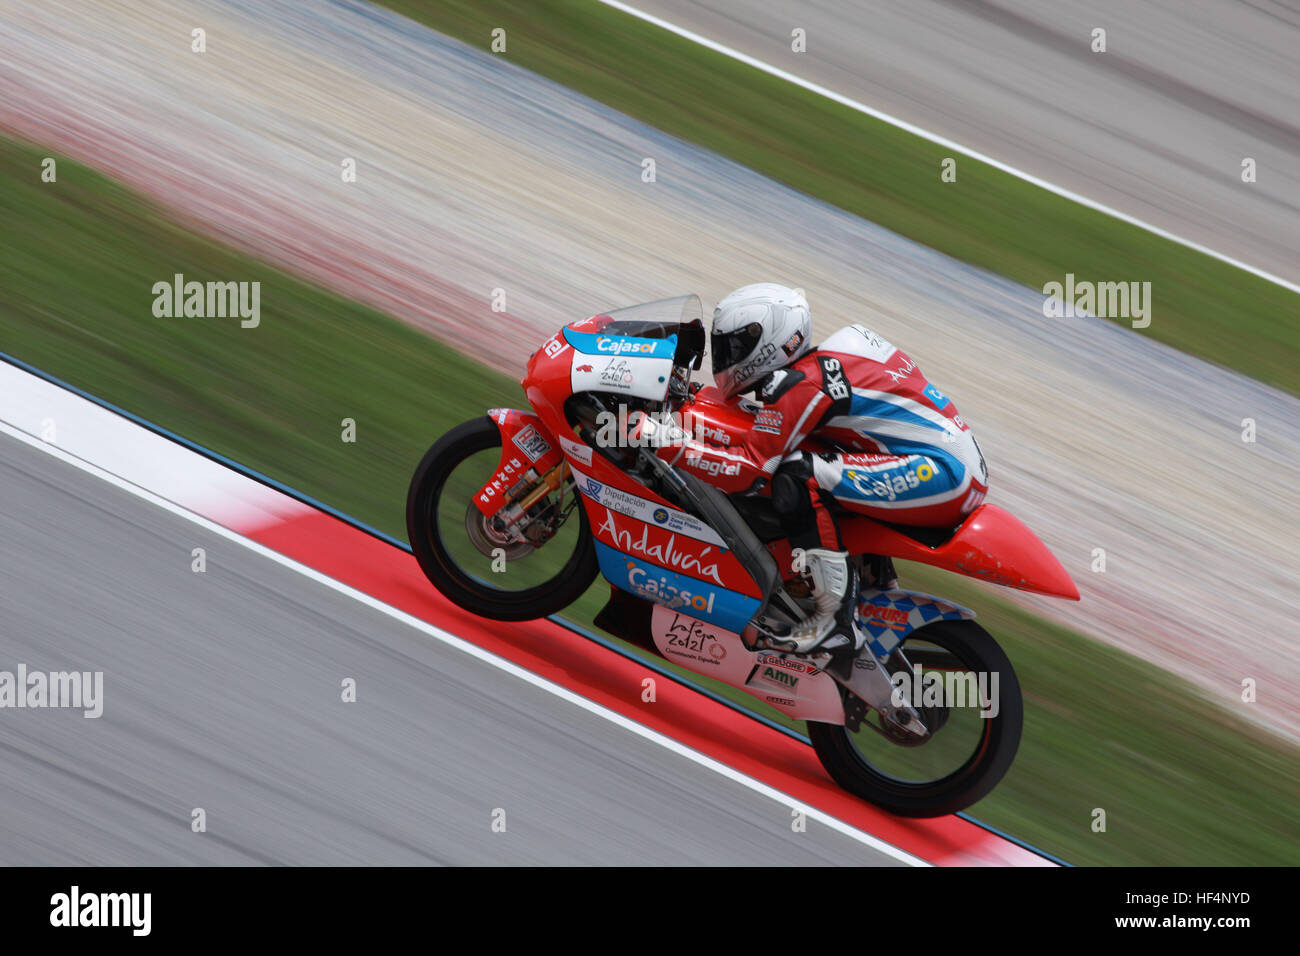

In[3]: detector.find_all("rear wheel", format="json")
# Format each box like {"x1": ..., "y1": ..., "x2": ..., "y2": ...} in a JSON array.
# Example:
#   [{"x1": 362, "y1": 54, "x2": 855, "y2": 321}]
[
  {"x1": 808, "y1": 619, "x2": 1021, "y2": 817},
  {"x1": 406, "y1": 417, "x2": 597, "y2": 620}
]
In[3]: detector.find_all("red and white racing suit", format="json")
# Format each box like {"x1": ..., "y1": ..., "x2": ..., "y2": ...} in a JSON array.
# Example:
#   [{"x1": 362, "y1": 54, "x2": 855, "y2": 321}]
[{"x1": 661, "y1": 325, "x2": 989, "y2": 551}]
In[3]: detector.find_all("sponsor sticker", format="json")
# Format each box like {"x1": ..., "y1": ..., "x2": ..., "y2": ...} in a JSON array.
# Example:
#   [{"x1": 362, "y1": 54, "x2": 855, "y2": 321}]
[
  {"x1": 819, "y1": 356, "x2": 849, "y2": 400},
  {"x1": 558, "y1": 435, "x2": 593, "y2": 466},
  {"x1": 860, "y1": 602, "x2": 909, "y2": 630},
  {"x1": 542, "y1": 336, "x2": 569, "y2": 359},
  {"x1": 662, "y1": 613, "x2": 728, "y2": 666},
  {"x1": 563, "y1": 328, "x2": 678, "y2": 359},
  {"x1": 693, "y1": 421, "x2": 731, "y2": 446},
  {"x1": 594, "y1": 545, "x2": 759, "y2": 633},
  {"x1": 923, "y1": 382, "x2": 950, "y2": 408},
  {"x1": 684, "y1": 453, "x2": 741, "y2": 478},
  {"x1": 595, "y1": 508, "x2": 724, "y2": 585},
  {"x1": 754, "y1": 408, "x2": 783, "y2": 434},
  {"x1": 573, "y1": 469, "x2": 723, "y2": 545},
  {"x1": 733, "y1": 342, "x2": 777, "y2": 383},
  {"x1": 570, "y1": 351, "x2": 674, "y2": 401},
  {"x1": 477, "y1": 456, "x2": 529, "y2": 506},
  {"x1": 844, "y1": 466, "x2": 924, "y2": 501},
  {"x1": 599, "y1": 358, "x2": 636, "y2": 388},
  {"x1": 756, "y1": 653, "x2": 819, "y2": 676},
  {"x1": 884, "y1": 356, "x2": 917, "y2": 384},
  {"x1": 511, "y1": 424, "x2": 552, "y2": 463}
]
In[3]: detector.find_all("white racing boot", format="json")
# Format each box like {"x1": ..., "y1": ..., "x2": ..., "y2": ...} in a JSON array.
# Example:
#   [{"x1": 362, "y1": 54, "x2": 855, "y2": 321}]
[{"x1": 778, "y1": 549, "x2": 866, "y2": 656}]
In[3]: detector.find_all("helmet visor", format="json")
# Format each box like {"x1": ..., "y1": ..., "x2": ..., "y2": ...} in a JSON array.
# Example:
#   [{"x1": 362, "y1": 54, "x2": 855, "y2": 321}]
[{"x1": 711, "y1": 322, "x2": 764, "y2": 374}]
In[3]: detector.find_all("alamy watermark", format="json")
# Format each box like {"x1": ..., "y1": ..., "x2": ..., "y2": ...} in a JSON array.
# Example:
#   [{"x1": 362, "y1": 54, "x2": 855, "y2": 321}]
[
  {"x1": 890, "y1": 663, "x2": 999, "y2": 718},
  {"x1": 0, "y1": 665, "x2": 103, "y2": 717},
  {"x1": 1042, "y1": 273, "x2": 1151, "y2": 328},
  {"x1": 151, "y1": 273, "x2": 260, "y2": 328},
  {"x1": 591, "y1": 405, "x2": 731, "y2": 450},
  {"x1": 50, "y1": 886, "x2": 150, "y2": 936}
]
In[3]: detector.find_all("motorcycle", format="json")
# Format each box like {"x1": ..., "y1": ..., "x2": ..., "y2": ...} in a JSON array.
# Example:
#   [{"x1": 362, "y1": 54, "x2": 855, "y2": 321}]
[{"x1": 407, "y1": 295, "x2": 1080, "y2": 817}]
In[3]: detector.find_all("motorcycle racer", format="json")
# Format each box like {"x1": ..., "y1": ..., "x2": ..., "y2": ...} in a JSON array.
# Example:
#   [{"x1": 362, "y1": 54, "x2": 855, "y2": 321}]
[{"x1": 644, "y1": 283, "x2": 989, "y2": 657}]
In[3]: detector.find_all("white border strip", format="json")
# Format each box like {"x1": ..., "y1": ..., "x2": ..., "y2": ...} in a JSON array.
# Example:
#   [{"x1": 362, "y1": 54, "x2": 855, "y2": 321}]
[
  {"x1": 594, "y1": 0, "x2": 1300, "y2": 295},
  {"x1": 0, "y1": 412, "x2": 929, "y2": 867}
]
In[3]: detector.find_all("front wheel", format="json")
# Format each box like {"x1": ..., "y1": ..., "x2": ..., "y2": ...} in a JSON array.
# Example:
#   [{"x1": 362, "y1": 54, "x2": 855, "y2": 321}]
[
  {"x1": 808, "y1": 619, "x2": 1022, "y2": 818},
  {"x1": 406, "y1": 416, "x2": 597, "y2": 620}
]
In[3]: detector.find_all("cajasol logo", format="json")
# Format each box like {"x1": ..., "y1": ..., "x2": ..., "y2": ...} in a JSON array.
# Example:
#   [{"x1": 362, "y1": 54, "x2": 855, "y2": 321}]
[
  {"x1": 563, "y1": 327, "x2": 677, "y2": 358},
  {"x1": 923, "y1": 383, "x2": 949, "y2": 408},
  {"x1": 626, "y1": 561, "x2": 716, "y2": 613},
  {"x1": 596, "y1": 336, "x2": 656, "y2": 355},
  {"x1": 594, "y1": 543, "x2": 759, "y2": 633}
]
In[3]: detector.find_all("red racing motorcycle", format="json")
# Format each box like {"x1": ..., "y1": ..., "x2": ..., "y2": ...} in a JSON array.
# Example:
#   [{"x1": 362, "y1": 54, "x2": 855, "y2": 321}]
[{"x1": 407, "y1": 295, "x2": 1080, "y2": 817}]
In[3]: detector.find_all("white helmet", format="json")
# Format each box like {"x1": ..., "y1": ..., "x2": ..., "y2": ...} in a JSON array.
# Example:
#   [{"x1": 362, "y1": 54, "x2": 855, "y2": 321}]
[{"x1": 710, "y1": 283, "x2": 812, "y2": 397}]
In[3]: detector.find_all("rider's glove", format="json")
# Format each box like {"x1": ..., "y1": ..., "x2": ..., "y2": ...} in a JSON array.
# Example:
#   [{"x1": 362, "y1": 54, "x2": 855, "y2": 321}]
[{"x1": 628, "y1": 409, "x2": 691, "y2": 461}]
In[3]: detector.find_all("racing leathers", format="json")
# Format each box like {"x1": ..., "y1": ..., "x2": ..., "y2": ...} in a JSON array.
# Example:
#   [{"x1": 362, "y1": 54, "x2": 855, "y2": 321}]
[{"x1": 658, "y1": 323, "x2": 989, "y2": 555}]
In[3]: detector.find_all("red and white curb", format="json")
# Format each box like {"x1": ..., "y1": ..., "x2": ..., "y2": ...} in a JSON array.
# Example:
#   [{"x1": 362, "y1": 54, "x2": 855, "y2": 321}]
[{"x1": 0, "y1": 359, "x2": 1057, "y2": 866}]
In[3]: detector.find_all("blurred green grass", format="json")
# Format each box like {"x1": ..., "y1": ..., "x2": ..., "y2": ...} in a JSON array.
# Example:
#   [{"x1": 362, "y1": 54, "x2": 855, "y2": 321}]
[
  {"x1": 384, "y1": 0, "x2": 1300, "y2": 395},
  {"x1": 3, "y1": 137, "x2": 1297, "y2": 865}
]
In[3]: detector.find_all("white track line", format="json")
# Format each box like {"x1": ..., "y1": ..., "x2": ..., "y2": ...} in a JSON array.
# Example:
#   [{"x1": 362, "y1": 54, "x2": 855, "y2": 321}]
[
  {"x1": 0, "y1": 419, "x2": 928, "y2": 867},
  {"x1": 594, "y1": 0, "x2": 1300, "y2": 296}
]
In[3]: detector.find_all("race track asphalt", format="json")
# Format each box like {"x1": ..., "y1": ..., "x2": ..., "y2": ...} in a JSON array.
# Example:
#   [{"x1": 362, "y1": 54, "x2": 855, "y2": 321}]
[{"x1": 0, "y1": 432, "x2": 901, "y2": 865}]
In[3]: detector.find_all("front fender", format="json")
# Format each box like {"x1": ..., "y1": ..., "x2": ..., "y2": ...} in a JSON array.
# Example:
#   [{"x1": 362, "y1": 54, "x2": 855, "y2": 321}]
[
  {"x1": 474, "y1": 409, "x2": 564, "y2": 518},
  {"x1": 858, "y1": 588, "x2": 974, "y2": 659}
]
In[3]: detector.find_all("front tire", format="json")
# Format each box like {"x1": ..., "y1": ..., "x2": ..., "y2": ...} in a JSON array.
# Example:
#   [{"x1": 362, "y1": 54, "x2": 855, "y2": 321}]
[
  {"x1": 808, "y1": 619, "x2": 1022, "y2": 818},
  {"x1": 406, "y1": 416, "x2": 597, "y2": 620}
]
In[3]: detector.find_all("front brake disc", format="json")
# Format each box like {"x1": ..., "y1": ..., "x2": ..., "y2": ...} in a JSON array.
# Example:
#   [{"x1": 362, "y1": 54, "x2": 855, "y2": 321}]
[{"x1": 464, "y1": 502, "x2": 534, "y2": 560}]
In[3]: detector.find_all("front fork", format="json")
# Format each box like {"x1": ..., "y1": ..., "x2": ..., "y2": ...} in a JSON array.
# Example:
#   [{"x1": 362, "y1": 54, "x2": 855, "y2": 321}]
[
  {"x1": 492, "y1": 460, "x2": 573, "y2": 547},
  {"x1": 822, "y1": 647, "x2": 928, "y2": 739}
]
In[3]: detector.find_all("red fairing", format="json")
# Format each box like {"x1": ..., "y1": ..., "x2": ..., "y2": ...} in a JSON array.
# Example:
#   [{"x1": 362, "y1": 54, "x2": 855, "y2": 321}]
[
  {"x1": 522, "y1": 330, "x2": 580, "y2": 448},
  {"x1": 518, "y1": 314, "x2": 1077, "y2": 602},
  {"x1": 474, "y1": 408, "x2": 563, "y2": 518},
  {"x1": 839, "y1": 504, "x2": 1080, "y2": 600}
]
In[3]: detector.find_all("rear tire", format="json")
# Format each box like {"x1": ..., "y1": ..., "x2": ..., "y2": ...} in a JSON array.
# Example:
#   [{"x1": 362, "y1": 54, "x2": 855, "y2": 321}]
[
  {"x1": 808, "y1": 619, "x2": 1022, "y2": 818},
  {"x1": 406, "y1": 416, "x2": 597, "y2": 620}
]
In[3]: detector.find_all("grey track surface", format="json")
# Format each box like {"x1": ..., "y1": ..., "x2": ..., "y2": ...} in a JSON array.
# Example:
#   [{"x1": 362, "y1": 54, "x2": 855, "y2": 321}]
[
  {"x1": 635, "y1": 0, "x2": 1300, "y2": 284},
  {"x1": 0, "y1": 433, "x2": 898, "y2": 865}
]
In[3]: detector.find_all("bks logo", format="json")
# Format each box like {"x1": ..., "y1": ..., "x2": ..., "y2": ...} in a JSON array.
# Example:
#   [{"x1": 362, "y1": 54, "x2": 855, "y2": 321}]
[{"x1": 820, "y1": 357, "x2": 849, "y2": 400}]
